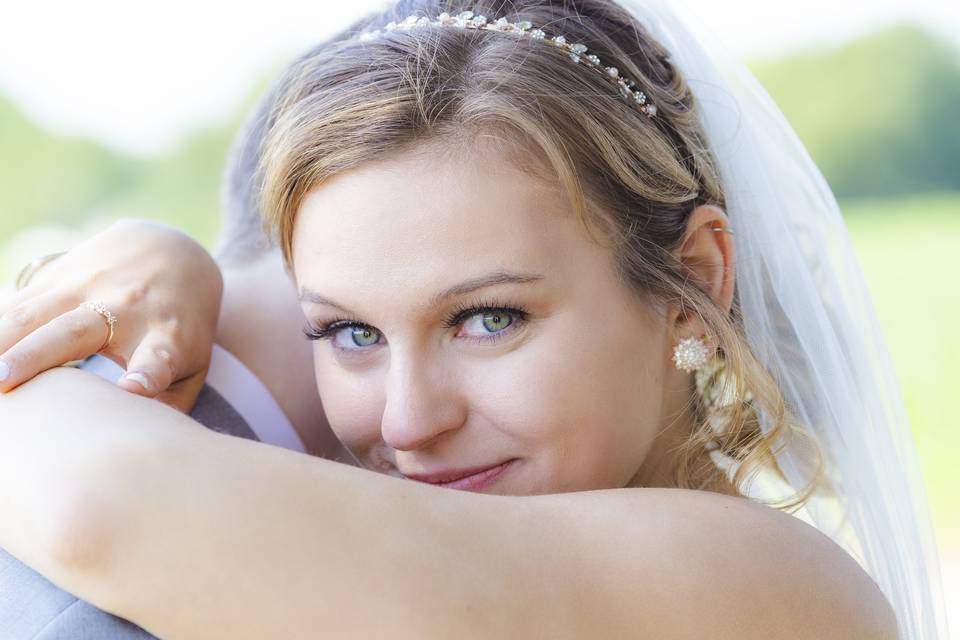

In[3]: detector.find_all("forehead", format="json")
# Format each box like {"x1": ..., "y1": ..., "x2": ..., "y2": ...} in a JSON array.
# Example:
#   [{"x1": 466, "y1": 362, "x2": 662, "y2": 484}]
[{"x1": 291, "y1": 145, "x2": 607, "y2": 309}]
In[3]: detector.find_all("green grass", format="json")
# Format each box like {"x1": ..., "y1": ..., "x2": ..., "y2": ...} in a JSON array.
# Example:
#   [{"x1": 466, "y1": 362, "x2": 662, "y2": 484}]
[{"x1": 843, "y1": 191, "x2": 960, "y2": 546}]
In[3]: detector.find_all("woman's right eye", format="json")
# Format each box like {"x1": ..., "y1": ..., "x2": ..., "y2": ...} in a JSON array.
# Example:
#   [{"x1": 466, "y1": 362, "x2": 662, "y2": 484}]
[
  {"x1": 333, "y1": 325, "x2": 382, "y2": 350},
  {"x1": 305, "y1": 322, "x2": 383, "y2": 352}
]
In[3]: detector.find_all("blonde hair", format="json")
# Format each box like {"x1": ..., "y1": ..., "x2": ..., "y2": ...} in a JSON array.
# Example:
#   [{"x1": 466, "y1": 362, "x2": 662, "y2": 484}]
[{"x1": 256, "y1": 0, "x2": 826, "y2": 512}]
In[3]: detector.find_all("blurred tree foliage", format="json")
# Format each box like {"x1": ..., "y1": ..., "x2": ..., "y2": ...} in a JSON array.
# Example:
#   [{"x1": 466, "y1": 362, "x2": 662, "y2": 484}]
[
  {"x1": 0, "y1": 96, "x2": 144, "y2": 240},
  {"x1": 0, "y1": 22, "x2": 956, "y2": 250},
  {"x1": 750, "y1": 23, "x2": 960, "y2": 199},
  {"x1": 0, "y1": 85, "x2": 261, "y2": 248}
]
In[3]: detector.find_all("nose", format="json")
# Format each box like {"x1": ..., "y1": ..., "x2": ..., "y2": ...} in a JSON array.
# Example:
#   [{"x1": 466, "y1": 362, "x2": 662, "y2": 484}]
[{"x1": 379, "y1": 350, "x2": 466, "y2": 452}]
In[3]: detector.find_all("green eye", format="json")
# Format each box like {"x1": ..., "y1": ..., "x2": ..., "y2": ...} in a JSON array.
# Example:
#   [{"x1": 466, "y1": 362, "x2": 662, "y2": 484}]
[
  {"x1": 351, "y1": 326, "x2": 380, "y2": 346},
  {"x1": 481, "y1": 312, "x2": 513, "y2": 332}
]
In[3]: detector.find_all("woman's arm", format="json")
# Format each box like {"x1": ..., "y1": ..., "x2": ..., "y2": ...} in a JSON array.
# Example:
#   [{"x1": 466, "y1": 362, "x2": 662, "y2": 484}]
[{"x1": 0, "y1": 368, "x2": 897, "y2": 640}]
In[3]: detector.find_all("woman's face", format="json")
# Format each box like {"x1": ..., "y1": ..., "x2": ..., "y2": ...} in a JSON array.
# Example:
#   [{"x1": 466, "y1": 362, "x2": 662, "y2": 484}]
[{"x1": 291, "y1": 144, "x2": 693, "y2": 495}]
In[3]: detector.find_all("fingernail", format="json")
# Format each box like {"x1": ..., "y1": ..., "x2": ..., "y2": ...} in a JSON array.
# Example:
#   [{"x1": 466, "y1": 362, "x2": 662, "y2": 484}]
[
  {"x1": 124, "y1": 372, "x2": 152, "y2": 391},
  {"x1": 0, "y1": 359, "x2": 10, "y2": 382}
]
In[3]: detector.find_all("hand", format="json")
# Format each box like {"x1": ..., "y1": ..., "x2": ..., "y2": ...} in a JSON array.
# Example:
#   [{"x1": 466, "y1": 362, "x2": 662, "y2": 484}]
[{"x1": 0, "y1": 219, "x2": 223, "y2": 412}]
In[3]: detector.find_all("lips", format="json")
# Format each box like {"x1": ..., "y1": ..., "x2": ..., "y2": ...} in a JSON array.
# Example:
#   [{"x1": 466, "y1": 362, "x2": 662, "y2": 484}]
[
  {"x1": 431, "y1": 459, "x2": 514, "y2": 492},
  {"x1": 401, "y1": 460, "x2": 513, "y2": 484}
]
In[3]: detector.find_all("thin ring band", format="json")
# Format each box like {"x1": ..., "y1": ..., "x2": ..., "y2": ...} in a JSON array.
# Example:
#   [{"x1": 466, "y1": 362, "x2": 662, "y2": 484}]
[
  {"x1": 711, "y1": 228, "x2": 734, "y2": 235},
  {"x1": 79, "y1": 302, "x2": 118, "y2": 352},
  {"x1": 15, "y1": 251, "x2": 68, "y2": 292}
]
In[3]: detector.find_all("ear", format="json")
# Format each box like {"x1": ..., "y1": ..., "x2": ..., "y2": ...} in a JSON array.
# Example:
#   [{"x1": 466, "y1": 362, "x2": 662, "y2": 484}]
[{"x1": 668, "y1": 204, "x2": 736, "y2": 351}]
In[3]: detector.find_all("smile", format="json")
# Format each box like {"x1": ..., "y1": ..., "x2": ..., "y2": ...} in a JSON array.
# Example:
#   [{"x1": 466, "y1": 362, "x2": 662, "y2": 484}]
[{"x1": 436, "y1": 459, "x2": 514, "y2": 491}]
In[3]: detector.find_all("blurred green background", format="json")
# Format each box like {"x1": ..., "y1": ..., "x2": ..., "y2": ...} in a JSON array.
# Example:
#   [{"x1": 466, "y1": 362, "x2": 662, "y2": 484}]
[{"x1": 0, "y1": 19, "x2": 957, "y2": 615}]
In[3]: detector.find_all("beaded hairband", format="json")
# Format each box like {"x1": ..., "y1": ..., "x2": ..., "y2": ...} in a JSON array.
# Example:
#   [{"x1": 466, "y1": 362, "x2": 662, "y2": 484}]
[{"x1": 355, "y1": 10, "x2": 658, "y2": 118}]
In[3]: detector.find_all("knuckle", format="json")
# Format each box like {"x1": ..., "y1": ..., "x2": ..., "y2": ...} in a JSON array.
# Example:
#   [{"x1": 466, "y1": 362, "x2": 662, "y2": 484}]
[
  {"x1": 5, "y1": 346, "x2": 36, "y2": 372},
  {"x1": 57, "y1": 289, "x2": 84, "y2": 309},
  {"x1": 119, "y1": 283, "x2": 149, "y2": 306},
  {"x1": 4, "y1": 304, "x2": 37, "y2": 329},
  {"x1": 79, "y1": 266, "x2": 109, "y2": 290},
  {"x1": 55, "y1": 314, "x2": 91, "y2": 342},
  {"x1": 164, "y1": 318, "x2": 185, "y2": 342}
]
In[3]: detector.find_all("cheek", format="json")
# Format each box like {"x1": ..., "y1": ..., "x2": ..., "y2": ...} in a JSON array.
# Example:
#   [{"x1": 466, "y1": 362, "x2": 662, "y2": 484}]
[
  {"x1": 490, "y1": 316, "x2": 664, "y2": 488},
  {"x1": 482, "y1": 359, "x2": 584, "y2": 444},
  {"x1": 313, "y1": 356, "x2": 384, "y2": 451}
]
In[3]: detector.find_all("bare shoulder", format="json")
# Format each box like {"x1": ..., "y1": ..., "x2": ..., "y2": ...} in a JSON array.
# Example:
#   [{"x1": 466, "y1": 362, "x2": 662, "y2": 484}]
[{"x1": 516, "y1": 487, "x2": 898, "y2": 639}]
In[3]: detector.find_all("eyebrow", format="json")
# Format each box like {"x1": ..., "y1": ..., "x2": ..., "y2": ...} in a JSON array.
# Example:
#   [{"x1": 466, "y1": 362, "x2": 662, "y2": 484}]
[{"x1": 298, "y1": 270, "x2": 545, "y2": 315}]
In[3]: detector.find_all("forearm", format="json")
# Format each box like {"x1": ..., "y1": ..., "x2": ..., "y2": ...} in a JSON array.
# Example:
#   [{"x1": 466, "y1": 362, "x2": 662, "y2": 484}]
[
  {"x1": 1, "y1": 367, "x2": 896, "y2": 639},
  {"x1": 73, "y1": 439, "x2": 897, "y2": 640},
  {"x1": 0, "y1": 366, "x2": 537, "y2": 638},
  {"x1": 92, "y1": 429, "x2": 536, "y2": 639},
  {"x1": 0, "y1": 367, "x2": 193, "y2": 591}
]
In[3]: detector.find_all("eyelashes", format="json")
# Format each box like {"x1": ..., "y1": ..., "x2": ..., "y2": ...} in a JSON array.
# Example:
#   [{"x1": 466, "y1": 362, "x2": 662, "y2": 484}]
[
  {"x1": 303, "y1": 319, "x2": 371, "y2": 342},
  {"x1": 303, "y1": 295, "x2": 530, "y2": 349},
  {"x1": 441, "y1": 295, "x2": 529, "y2": 330}
]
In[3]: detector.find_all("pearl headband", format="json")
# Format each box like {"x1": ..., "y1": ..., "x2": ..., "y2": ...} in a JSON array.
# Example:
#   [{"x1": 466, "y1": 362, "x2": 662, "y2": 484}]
[{"x1": 354, "y1": 10, "x2": 658, "y2": 118}]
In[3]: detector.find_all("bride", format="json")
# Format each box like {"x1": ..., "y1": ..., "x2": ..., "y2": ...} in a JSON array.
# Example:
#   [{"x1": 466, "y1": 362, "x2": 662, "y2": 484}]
[{"x1": 0, "y1": 0, "x2": 947, "y2": 637}]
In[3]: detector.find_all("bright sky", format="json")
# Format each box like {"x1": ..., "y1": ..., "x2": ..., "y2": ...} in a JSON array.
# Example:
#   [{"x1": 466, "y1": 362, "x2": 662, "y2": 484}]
[{"x1": 1, "y1": 0, "x2": 955, "y2": 156}]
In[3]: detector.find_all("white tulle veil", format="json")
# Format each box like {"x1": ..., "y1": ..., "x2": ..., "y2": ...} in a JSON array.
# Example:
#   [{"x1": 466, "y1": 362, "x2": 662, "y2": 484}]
[{"x1": 619, "y1": 1, "x2": 949, "y2": 637}]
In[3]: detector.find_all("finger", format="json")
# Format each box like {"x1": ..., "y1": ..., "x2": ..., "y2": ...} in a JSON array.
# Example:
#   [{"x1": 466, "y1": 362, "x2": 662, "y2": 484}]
[
  {"x1": 0, "y1": 305, "x2": 111, "y2": 393},
  {"x1": 0, "y1": 288, "x2": 84, "y2": 354},
  {"x1": 0, "y1": 285, "x2": 17, "y2": 315},
  {"x1": 116, "y1": 335, "x2": 181, "y2": 399},
  {"x1": 0, "y1": 282, "x2": 41, "y2": 317},
  {"x1": 155, "y1": 369, "x2": 208, "y2": 414}
]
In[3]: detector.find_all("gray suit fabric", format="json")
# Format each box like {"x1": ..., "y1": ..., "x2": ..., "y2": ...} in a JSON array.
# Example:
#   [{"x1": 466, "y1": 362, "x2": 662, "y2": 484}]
[{"x1": 0, "y1": 383, "x2": 260, "y2": 639}]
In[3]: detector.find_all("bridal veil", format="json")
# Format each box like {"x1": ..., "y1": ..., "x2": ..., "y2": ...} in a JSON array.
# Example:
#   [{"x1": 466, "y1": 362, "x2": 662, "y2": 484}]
[{"x1": 621, "y1": 1, "x2": 949, "y2": 637}]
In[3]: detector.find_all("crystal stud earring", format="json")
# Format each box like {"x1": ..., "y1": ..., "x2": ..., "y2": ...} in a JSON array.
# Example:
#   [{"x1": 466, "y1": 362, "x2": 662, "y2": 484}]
[{"x1": 672, "y1": 335, "x2": 713, "y2": 373}]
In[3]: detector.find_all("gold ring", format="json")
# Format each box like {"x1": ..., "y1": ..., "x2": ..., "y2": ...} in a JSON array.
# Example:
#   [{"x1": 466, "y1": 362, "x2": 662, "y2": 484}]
[
  {"x1": 79, "y1": 302, "x2": 118, "y2": 352},
  {"x1": 15, "y1": 251, "x2": 68, "y2": 291}
]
